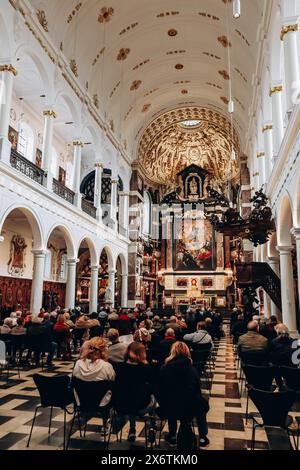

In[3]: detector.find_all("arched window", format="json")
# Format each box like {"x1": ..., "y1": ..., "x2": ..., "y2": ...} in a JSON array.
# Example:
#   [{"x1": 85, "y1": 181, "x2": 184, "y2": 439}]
[
  {"x1": 17, "y1": 122, "x2": 35, "y2": 161},
  {"x1": 143, "y1": 192, "x2": 152, "y2": 236},
  {"x1": 51, "y1": 146, "x2": 58, "y2": 178}
]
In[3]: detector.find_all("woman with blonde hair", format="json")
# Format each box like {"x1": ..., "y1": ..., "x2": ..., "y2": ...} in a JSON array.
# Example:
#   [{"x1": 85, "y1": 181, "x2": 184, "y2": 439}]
[{"x1": 158, "y1": 341, "x2": 209, "y2": 448}]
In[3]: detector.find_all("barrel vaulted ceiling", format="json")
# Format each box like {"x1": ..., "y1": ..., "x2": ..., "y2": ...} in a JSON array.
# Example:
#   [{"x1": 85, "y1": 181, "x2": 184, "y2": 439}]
[{"x1": 27, "y1": 0, "x2": 269, "y2": 158}]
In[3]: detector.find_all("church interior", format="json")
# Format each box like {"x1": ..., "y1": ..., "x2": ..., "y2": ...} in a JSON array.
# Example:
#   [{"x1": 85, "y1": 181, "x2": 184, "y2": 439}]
[{"x1": 0, "y1": 0, "x2": 300, "y2": 454}]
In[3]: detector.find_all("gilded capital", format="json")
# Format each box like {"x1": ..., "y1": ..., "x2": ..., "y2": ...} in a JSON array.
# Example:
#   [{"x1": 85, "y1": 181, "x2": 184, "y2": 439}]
[
  {"x1": 43, "y1": 110, "x2": 57, "y2": 118},
  {"x1": 0, "y1": 64, "x2": 18, "y2": 76},
  {"x1": 111, "y1": 178, "x2": 119, "y2": 184},
  {"x1": 280, "y1": 24, "x2": 299, "y2": 41},
  {"x1": 95, "y1": 163, "x2": 103, "y2": 169},
  {"x1": 253, "y1": 172, "x2": 260, "y2": 177},
  {"x1": 262, "y1": 124, "x2": 273, "y2": 132},
  {"x1": 257, "y1": 152, "x2": 265, "y2": 158},
  {"x1": 73, "y1": 141, "x2": 84, "y2": 148},
  {"x1": 269, "y1": 85, "x2": 283, "y2": 96}
]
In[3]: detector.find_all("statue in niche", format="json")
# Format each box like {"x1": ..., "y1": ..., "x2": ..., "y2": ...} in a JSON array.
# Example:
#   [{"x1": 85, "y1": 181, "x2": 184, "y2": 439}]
[
  {"x1": 105, "y1": 287, "x2": 113, "y2": 303},
  {"x1": 189, "y1": 177, "x2": 198, "y2": 195},
  {"x1": 8, "y1": 235, "x2": 27, "y2": 276}
]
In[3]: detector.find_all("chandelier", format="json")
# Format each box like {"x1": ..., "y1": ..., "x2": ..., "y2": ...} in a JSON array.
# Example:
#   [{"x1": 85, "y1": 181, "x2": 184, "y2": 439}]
[{"x1": 206, "y1": 187, "x2": 275, "y2": 247}]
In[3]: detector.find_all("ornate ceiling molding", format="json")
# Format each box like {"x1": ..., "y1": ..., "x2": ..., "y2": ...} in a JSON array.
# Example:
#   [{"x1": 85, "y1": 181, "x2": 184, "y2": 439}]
[{"x1": 138, "y1": 107, "x2": 240, "y2": 186}]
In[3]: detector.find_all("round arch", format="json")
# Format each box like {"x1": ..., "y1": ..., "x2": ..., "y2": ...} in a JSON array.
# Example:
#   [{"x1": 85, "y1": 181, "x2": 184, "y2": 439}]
[
  {"x1": 0, "y1": 205, "x2": 43, "y2": 250},
  {"x1": 46, "y1": 224, "x2": 76, "y2": 259},
  {"x1": 77, "y1": 236, "x2": 97, "y2": 266},
  {"x1": 115, "y1": 252, "x2": 127, "y2": 274},
  {"x1": 99, "y1": 246, "x2": 114, "y2": 271}
]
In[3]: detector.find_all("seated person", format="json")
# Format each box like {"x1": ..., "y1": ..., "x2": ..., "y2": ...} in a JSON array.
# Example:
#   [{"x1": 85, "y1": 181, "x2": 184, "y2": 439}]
[
  {"x1": 73, "y1": 336, "x2": 115, "y2": 406},
  {"x1": 11, "y1": 317, "x2": 26, "y2": 336},
  {"x1": 53, "y1": 313, "x2": 71, "y2": 359},
  {"x1": 158, "y1": 328, "x2": 176, "y2": 362},
  {"x1": 259, "y1": 315, "x2": 278, "y2": 341},
  {"x1": 107, "y1": 328, "x2": 128, "y2": 363},
  {"x1": 183, "y1": 321, "x2": 213, "y2": 349},
  {"x1": 113, "y1": 342, "x2": 153, "y2": 442},
  {"x1": 204, "y1": 318, "x2": 215, "y2": 339},
  {"x1": 118, "y1": 310, "x2": 133, "y2": 342},
  {"x1": 232, "y1": 314, "x2": 248, "y2": 344},
  {"x1": 0, "y1": 318, "x2": 13, "y2": 334},
  {"x1": 158, "y1": 341, "x2": 209, "y2": 448},
  {"x1": 238, "y1": 320, "x2": 269, "y2": 354},
  {"x1": 269, "y1": 323, "x2": 298, "y2": 367}
]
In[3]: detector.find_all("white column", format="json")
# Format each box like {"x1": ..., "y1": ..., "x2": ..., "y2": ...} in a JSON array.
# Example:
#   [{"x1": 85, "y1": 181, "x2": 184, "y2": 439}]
[
  {"x1": 281, "y1": 19, "x2": 300, "y2": 111},
  {"x1": 65, "y1": 258, "x2": 78, "y2": 310},
  {"x1": 94, "y1": 162, "x2": 103, "y2": 220},
  {"x1": 268, "y1": 256, "x2": 282, "y2": 319},
  {"x1": 119, "y1": 191, "x2": 129, "y2": 237},
  {"x1": 73, "y1": 141, "x2": 84, "y2": 208},
  {"x1": 270, "y1": 83, "x2": 284, "y2": 157},
  {"x1": 110, "y1": 178, "x2": 118, "y2": 230},
  {"x1": 292, "y1": 228, "x2": 300, "y2": 319},
  {"x1": 121, "y1": 273, "x2": 128, "y2": 308},
  {"x1": 262, "y1": 123, "x2": 273, "y2": 180},
  {"x1": 108, "y1": 269, "x2": 116, "y2": 308},
  {"x1": 30, "y1": 250, "x2": 46, "y2": 315},
  {"x1": 257, "y1": 152, "x2": 265, "y2": 188},
  {"x1": 42, "y1": 110, "x2": 56, "y2": 190},
  {"x1": 0, "y1": 64, "x2": 17, "y2": 164},
  {"x1": 277, "y1": 246, "x2": 297, "y2": 332},
  {"x1": 89, "y1": 265, "x2": 99, "y2": 313}
]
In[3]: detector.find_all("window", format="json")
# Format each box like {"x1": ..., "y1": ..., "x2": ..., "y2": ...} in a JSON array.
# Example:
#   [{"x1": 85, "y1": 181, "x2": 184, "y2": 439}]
[
  {"x1": 143, "y1": 192, "x2": 152, "y2": 236},
  {"x1": 17, "y1": 122, "x2": 35, "y2": 161}
]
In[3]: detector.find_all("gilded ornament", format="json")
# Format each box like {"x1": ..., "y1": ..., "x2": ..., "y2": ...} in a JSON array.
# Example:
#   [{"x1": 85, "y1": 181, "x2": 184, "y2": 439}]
[
  {"x1": 98, "y1": 7, "x2": 114, "y2": 23},
  {"x1": 0, "y1": 64, "x2": 17, "y2": 76},
  {"x1": 117, "y1": 48, "x2": 130, "y2": 61},
  {"x1": 269, "y1": 85, "x2": 283, "y2": 96},
  {"x1": 280, "y1": 24, "x2": 299, "y2": 41},
  {"x1": 36, "y1": 10, "x2": 48, "y2": 32}
]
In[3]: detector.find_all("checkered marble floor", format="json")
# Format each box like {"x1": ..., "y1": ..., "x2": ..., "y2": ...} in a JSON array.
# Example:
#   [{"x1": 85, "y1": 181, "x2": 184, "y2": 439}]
[{"x1": 0, "y1": 328, "x2": 299, "y2": 451}]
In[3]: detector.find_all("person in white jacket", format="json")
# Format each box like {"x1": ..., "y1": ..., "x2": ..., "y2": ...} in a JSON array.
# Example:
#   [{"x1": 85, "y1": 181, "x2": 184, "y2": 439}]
[{"x1": 73, "y1": 337, "x2": 115, "y2": 409}]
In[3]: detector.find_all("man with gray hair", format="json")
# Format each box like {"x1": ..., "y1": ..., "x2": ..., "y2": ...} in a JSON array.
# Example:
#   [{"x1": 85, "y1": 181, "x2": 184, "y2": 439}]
[
  {"x1": 159, "y1": 328, "x2": 176, "y2": 362},
  {"x1": 238, "y1": 320, "x2": 268, "y2": 354},
  {"x1": 107, "y1": 328, "x2": 128, "y2": 363}
]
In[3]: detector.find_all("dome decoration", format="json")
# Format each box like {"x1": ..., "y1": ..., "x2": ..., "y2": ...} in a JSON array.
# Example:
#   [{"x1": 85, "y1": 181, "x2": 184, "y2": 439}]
[{"x1": 138, "y1": 107, "x2": 240, "y2": 186}]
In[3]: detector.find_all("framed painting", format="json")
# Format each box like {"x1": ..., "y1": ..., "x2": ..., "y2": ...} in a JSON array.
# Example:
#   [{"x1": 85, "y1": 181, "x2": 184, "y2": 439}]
[
  {"x1": 35, "y1": 148, "x2": 42, "y2": 168},
  {"x1": 8, "y1": 126, "x2": 18, "y2": 150}
]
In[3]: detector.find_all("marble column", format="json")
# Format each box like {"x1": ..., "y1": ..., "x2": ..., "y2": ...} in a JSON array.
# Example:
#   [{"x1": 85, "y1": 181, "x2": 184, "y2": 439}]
[
  {"x1": 89, "y1": 265, "x2": 99, "y2": 313},
  {"x1": 73, "y1": 141, "x2": 84, "y2": 208},
  {"x1": 94, "y1": 162, "x2": 103, "y2": 220},
  {"x1": 262, "y1": 123, "x2": 273, "y2": 181},
  {"x1": 268, "y1": 256, "x2": 282, "y2": 320},
  {"x1": 110, "y1": 178, "x2": 118, "y2": 230},
  {"x1": 30, "y1": 250, "x2": 46, "y2": 315},
  {"x1": 108, "y1": 269, "x2": 116, "y2": 308},
  {"x1": 121, "y1": 273, "x2": 128, "y2": 308},
  {"x1": 65, "y1": 258, "x2": 78, "y2": 310},
  {"x1": 277, "y1": 246, "x2": 297, "y2": 332},
  {"x1": 281, "y1": 19, "x2": 300, "y2": 111},
  {"x1": 119, "y1": 191, "x2": 129, "y2": 237},
  {"x1": 292, "y1": 228, "x2": 300, "y2": 318},
  {"x1": 270, "y1": 83, "x2": 284, "y2": 157},
  {"x1": 0, "y1": 64, "x2": 17, "y2": 164},
  {"x1": 257, "y1": 152, "x2": 266, "y2": 188},
  {"x1": 42, "y1": 110, "x2": 56, "y2": 190}
]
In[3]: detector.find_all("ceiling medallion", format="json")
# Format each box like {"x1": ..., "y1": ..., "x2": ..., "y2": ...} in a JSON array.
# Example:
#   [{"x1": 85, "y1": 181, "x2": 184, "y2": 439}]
[
  {"x1": 168, "y1": 29, "x2": 178, "y2": 36},
  {"x1": 117, "y1": 48, "x2": 130, "y2": 61},
  {"x1": 181, "y1": 89, "x2": 188, "y2": 94},
  {"x1": 175, "y1": 64, "x2": 184, "y2": 70},
  {"x1": 130, "y1": 80, "x2": 142, "y2": 91},
  {"x1": 218, "y1": 69, "x2": 230, "y2": 80},
  {"x1": 220, "y1": 96, "x2": 229, "y2": 104},
  {"x1": 218, "y1": 35, "x2": 231, "y2": 48},
  {"x1": 98, "y1": 7, "x2": 114, "y2": 23},
  {"x1": 142, "y1": 104, "x2": 151, "y2": 113}
]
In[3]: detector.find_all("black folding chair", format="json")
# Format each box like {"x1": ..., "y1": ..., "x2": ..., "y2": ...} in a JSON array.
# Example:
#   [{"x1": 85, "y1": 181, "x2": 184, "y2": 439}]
[
  {"x1": 67, "y1": 377, "x2": 114, "y2": 449},
  {"x1": 242, "y1": 365, "x2": 276, "y2": 423},
  {"x1": 27, "y1": 374, "x2": 74, "y2": 449},
  {"x1": 248, "y1": 387, "x2": 296, "y2": 450}
]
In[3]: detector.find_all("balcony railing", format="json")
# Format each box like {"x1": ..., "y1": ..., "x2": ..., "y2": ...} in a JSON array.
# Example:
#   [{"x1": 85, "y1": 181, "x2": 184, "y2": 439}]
[
  {"x1": 10, "y1": 148, "x2": 45, "y2": 185},
  {"x1": 52, "y1": 178, "x2": 75, "y2": 205},
  {"x1": 81, "y1": 197, "x2": 97, "y2": 219}
]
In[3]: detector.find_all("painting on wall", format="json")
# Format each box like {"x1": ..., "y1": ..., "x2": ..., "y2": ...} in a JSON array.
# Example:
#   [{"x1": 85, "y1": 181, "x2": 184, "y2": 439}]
[
  {"x1": 35, "y1": 148, "x2": 42, "y2": 168},
  {"x1": 175, "y1": 218, "x2": 215, "y2": 271},
  {"x1": 7, "y1": 235, "x2": 27, "y2": 276},
  {"x1": 8, "y1": 126, "x2": 18, "y2": 150},
  {"x1": 59, "y1": 166, "x2": 66, "y2": 185},
  {"x1": 177, "y1": 278, "x2": 188, "y2": 288},
  {"x1": 202, "y1": 278, "x2": 214, "y2": 288}
]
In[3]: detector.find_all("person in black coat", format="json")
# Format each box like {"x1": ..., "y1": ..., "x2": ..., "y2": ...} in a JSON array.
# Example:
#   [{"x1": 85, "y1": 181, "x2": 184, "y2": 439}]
[
  {"x1": 269, "y1": 323, "x2": 297, "y2": 367},
  {"x1": 158, "y1": 341, "x2": 209, "y2": 448},
  {"x1": 113, "y1": 342, "x2": 153, "y2": 442},
  {"x1": 232, "y1": 314, "x2": 248, "y2": 344},
  {"x1": 157, "y1": 328, "x2": 176, "y2": 363}
]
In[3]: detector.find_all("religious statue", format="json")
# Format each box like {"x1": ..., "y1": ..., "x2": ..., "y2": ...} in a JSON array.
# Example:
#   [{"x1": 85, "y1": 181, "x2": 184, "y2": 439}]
[
  {"x1": 105, "y1": 287, "x2": 113, "y2": 303},
  {"x1": 189, "y1": 177, "x2": 198, "y2": 195}
]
